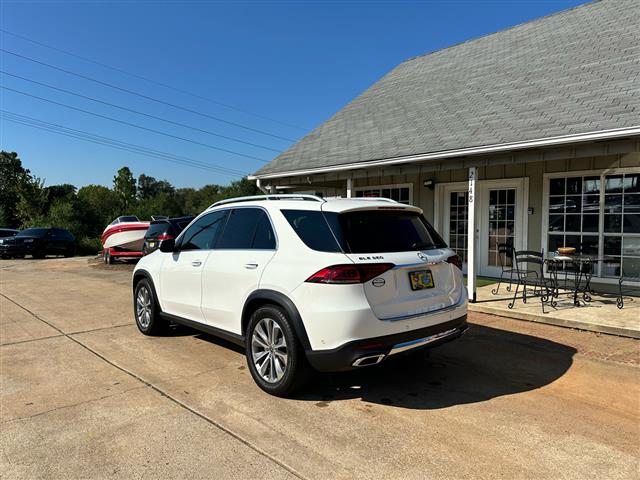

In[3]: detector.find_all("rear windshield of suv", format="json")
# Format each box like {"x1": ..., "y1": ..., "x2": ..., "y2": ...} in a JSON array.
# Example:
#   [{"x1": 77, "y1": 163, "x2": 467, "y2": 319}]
[
  {"x1": 146, "y1": 222, "x2": 170, "y2": 238},
  {"x1": 282, "y1": 209, "x2": 447, "y2": 254},
  {"x1": 336, "y1": 210, "x2": 447, "y2": 253}
]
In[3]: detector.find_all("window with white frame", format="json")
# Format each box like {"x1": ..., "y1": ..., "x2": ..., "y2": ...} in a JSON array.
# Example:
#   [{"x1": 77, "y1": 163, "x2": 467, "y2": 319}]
[
  {"x1": 354, "y1": 184, "x2": 412, "y2": 204},
  {"x1": 546, "y1": 171, "x2": 640, "y2": 278}
]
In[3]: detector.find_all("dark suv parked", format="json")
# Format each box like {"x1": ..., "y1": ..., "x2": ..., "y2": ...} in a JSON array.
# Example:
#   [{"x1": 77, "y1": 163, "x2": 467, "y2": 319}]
[
  {"x1": 0, "y1": 228, "x2": 19, "y2": 239},
  {"x1": 142, "y1": 216, "x2": 194, "y2": 255},
  {"x1": 0, "y1": 228, "x2": 76, "y2": 259}
]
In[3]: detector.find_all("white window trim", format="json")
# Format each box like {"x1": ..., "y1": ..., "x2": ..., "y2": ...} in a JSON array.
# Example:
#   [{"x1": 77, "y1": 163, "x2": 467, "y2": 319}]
[
  {"x1": 542, "y1": 166, "x2": 640, "y2": 285},
  {"x1": 353, "y1": 183, "x2": 414, "y2": 204},
  {"x1": 434, "y1": 178, "x2": 529, "y2": 276}
]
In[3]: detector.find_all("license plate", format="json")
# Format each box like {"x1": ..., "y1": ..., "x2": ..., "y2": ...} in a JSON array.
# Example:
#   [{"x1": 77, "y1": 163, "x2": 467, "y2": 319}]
[
  {"x1": 409, "y1": 270, "x2": 434, "y2": 291},
  {"x1": 23, "y1": 239, "x2": 33, "y2": 243}
]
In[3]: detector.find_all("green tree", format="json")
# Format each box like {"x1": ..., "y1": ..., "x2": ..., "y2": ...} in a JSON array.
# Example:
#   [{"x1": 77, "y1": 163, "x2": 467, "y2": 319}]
[
  {"x1": 113, "y1": 166, "x2": 137, "y2": 212},
  {"x1": 46, "y1": 198, "x2": 84, "y2": 236},
  {"x1": 0, "y1": 151, "x2": 33, "y2": 227},
  {"x1": 77, "y1": 185, "x2": 120, "y2": 235},
  {"x1": 138, "y1": 173, "x2": 175, "y2": 202},
  {"x1": 16, "y1": 175, "x2": 48, "y2": 228},
  {"x1": 137, "y1": 173, "x2": 158, "y2": 200}
]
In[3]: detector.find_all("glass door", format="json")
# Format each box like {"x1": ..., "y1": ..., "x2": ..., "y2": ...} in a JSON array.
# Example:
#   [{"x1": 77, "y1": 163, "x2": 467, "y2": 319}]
[
  {"x1": 438, "y1": 178, "x2": 527, "y2": 278},
  {"x1": 479, "y1": 180, "x2": 526, "y2": 277},
  {"x1": 487, "y1": 188, "x2": 516, "y2": 268}
]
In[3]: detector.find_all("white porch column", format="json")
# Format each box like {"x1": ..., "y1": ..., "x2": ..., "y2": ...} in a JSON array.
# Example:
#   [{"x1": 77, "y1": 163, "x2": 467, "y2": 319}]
[
  {"x1": 467, "y1": 167, "x2": 477, "y2": 303},
  {"x1": 346, "y1": 178, "x2": 353, "y2": 198}
]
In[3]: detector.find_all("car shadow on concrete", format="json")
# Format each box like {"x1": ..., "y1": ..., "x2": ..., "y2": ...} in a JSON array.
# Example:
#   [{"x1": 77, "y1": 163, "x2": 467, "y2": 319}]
[
  {"x1": 296, "y1": 323, "x2": 576, "y2": 410},
  {"x1": 188, "y1": 322, "x2": 576, "y2": 410}
]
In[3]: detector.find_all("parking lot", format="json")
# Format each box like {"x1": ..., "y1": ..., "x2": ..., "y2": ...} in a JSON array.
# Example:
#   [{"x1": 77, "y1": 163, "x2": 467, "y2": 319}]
[{"x1": 1, "y1": 257, "x2": 638, "y2": 479}]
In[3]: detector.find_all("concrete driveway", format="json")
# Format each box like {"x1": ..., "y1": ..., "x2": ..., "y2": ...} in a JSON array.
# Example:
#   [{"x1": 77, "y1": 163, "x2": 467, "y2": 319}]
[{"x1": 1, "y1": 257, "x2": 638, "y2": 479}]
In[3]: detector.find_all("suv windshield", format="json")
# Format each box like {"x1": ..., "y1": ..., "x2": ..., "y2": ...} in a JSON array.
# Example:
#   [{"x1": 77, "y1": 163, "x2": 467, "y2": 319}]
[
  {"x1": 17, "y1": 228, "x2": 48, "y2": 237},
  {"x1": 282, "y1": 209, "x2": 447, "y2": 254}
]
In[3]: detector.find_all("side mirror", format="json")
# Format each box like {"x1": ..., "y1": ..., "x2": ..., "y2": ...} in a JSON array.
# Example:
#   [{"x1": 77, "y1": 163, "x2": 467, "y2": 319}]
[{"x1": 159, "y1": 238, "x2": 176, "y2": 253}]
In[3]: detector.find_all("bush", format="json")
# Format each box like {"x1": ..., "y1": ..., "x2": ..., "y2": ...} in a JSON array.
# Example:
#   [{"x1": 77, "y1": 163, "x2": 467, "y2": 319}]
[{"x1": 77, "y1": 236, "x2": 103, "y2": 256}]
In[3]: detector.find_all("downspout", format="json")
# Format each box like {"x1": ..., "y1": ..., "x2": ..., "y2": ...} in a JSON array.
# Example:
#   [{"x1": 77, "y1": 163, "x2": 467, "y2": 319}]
[{"x1": 255, "y1": 178, "x2": 268, "y2": 194}]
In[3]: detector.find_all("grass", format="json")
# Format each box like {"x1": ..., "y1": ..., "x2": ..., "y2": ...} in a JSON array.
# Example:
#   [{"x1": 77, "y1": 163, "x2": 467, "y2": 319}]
[{"x1": 463, "y1": 276, "x2": 498, "y2": 287}]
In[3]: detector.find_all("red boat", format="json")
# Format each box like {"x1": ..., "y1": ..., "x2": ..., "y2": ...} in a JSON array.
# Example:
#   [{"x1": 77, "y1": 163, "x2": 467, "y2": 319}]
[{"x1": 101, "y1": 216, "x2": 150, "y2": 264}]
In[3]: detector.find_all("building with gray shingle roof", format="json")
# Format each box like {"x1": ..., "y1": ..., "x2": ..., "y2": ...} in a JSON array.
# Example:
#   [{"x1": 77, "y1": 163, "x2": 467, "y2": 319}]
[{"x1": 252, "y1": 0, "x2": 640, "y2": 298}]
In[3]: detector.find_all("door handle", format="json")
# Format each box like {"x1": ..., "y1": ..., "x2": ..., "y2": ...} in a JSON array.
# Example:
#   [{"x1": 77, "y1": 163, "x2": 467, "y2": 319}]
[
  {"x1": 244, "y1": 263, "x2": 259, "y2": 269},
  {"x1": 191, "y1": 260, "x2": 202, "y2": 267}
]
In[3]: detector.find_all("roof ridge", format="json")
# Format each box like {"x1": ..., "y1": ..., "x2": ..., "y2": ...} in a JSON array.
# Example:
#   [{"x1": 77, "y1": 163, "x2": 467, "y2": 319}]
[{"x1": 401, "y1": 0, "x2": 600, "y2": 65}]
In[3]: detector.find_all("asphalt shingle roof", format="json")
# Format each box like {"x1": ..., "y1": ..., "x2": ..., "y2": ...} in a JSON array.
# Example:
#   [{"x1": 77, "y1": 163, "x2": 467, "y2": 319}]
[{"x1": 256, "y1": 0, "x2": 640, "y2": 177}]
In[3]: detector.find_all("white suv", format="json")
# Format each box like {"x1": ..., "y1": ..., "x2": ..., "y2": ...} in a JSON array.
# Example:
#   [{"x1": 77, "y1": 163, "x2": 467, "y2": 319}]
[{"x1": 132, "y1": 194, "x2": 467, "y2": 396}]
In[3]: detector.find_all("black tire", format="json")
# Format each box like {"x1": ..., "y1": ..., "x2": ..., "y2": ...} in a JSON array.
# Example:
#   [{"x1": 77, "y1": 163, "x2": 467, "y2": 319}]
[
  {"x1": 104, "y1": 249, "x2": 113, "y2": 264},
  {"x1": 32, "y1": 250, "x2": 45, "y2": 259},
  {"x1": 133, "y1": 278, "x2": 168, "y2": 335},
  {"x1": 245, "y1": 305, "x2": 312, "y2": 397},
  {"x1": 64, "y1": 246, "x2": 75, "y2": 258}
]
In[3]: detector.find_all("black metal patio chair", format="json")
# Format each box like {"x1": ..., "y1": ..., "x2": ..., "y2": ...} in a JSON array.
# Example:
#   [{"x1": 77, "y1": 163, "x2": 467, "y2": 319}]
[
  {"x1": 508, "y1": 250, "x2": 546, "y2": 309},
  {"x1": 491, "y1": 243, "x2": 516, "y2": 295}
]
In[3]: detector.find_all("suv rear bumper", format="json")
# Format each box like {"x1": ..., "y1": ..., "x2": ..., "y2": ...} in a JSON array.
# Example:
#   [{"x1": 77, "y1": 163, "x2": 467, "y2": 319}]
[{"x1": 305, "y1": 314, "x2": 468, "y2": 372}]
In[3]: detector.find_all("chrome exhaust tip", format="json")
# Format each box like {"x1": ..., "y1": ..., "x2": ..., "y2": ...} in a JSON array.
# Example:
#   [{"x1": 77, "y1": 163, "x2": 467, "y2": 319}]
[{"x1": 352, "y1": 354, "x2": 386, "y2": 367}]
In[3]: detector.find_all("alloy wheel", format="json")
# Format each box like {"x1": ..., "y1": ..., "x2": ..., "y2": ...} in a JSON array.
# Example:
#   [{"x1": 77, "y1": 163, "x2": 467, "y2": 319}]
[
  {"x1": 136, "y1": 286, "x2": 152, "y2": 329},
  {"x1": 251, "y1": 317, "x2": 288, "y2": 383}
]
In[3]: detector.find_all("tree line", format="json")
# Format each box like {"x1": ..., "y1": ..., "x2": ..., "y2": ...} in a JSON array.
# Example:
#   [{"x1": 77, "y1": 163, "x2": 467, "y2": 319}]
[{"x1": 0, "y1": 151, "x2": 258, "y2": 253}]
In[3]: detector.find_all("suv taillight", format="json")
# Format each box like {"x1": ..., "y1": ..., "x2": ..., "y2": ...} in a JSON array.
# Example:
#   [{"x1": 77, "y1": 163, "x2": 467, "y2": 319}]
[
  {"x1": 157, "y1": 234, "x2": 175, "y2": 241},
  {"x1": 446, "y1": 254, "x2": 463, "y2": 270},
  {"x1": 306, "y1": 263, "x2": 395, "y2": 284}
]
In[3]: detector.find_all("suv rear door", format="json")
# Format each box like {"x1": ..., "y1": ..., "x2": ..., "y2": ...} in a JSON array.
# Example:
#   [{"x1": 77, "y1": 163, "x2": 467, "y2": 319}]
[
  {"x1": 201, "y1": 207, "x2": 277, "y2": 334},
  {"x1": 325, "y1": 206, "x2": 464, "y2": 320}
]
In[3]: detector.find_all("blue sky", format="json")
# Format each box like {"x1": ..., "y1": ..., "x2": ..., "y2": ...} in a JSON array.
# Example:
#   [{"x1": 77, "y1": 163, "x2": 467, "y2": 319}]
[{"x1": 1, "y1": 0, "x2": 585, "y2": 189}]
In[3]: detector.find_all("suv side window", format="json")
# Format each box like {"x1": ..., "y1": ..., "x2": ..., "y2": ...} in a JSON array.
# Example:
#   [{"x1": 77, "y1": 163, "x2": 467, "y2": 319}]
[
  {"x1": 281, "y1": 210, "x2": 341, "y2": 252},
  {"x1": 252, "y1": 211, "x2": 276, "y2": 249},
  {"x1": 216, "y1": 208, "x2": 275, "y2": 250},
  {"x1": 180, "y1": 210, "x2": 228, "y2": 251}
]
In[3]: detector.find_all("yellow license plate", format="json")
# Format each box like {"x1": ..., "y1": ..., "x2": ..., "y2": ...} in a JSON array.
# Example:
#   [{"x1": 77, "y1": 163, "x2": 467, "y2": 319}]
[{"x1": 409, "y1": 270, "x2": 434, "y2": 291}]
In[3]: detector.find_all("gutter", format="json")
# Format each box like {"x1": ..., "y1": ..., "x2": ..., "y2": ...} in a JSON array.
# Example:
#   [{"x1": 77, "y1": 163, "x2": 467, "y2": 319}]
[{"x1": 248, "y1": 126, "x2": 640, "y2": 180}]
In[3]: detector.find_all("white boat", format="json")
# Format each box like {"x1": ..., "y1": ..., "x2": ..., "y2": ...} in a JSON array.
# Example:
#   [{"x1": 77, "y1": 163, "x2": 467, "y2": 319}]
[{"x1": 101, "y1": 216, "x2": 150, "y2": 252}]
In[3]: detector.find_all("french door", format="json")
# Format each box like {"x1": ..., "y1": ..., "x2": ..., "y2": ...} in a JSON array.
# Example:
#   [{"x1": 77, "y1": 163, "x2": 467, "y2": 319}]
[{"x1": 438, "y1": 179, "x2": 528, "y2": 277}]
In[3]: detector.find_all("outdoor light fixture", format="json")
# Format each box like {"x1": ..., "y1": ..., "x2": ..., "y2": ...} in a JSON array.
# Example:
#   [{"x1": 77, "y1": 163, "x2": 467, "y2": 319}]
[{"x1": 423, "y1": 179, "x2": 435, "y2": 189}]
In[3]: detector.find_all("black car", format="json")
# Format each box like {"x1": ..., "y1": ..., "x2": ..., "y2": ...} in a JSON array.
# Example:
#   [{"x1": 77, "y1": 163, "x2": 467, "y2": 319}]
[
  {"x1": 0, "y1": 228, "x2": 19, "y2": 239},
  {"x1": 142, "y1": 216, "x2": 194, "y2": 255},
  {"x1": 0, "y1": 228, "x2": 76, "y2": 259}
]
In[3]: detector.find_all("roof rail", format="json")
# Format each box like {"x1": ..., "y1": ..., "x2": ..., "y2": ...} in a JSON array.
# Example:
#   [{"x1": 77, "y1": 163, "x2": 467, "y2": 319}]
[{"x1": 208, "y1": 194, "x2": 325, "y2": 209}]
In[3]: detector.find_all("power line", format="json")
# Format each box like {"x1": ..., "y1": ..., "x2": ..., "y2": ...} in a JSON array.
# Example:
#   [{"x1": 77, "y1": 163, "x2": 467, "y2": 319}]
[
  {"x1": 1, "y1": 111, "x2": 248, "y2": 177},
  {"x1": 3, "y1": 117, "x2": 244, "y2": 179},
  {"x1": 0, "y1": 28, "x2": 307, "y2": 132},
  {"x1": 1, "y1": 85, "x2": 270, "y2": 163},
  {"x1": 1, "y1": 110, "x2": 249, "y2": 178},
  {"x1": 1, "y1": 70, "x2": 282, "y2": 153},
  {"x1": 0, "y1": 48, "x2": 298, "y2": 143}
]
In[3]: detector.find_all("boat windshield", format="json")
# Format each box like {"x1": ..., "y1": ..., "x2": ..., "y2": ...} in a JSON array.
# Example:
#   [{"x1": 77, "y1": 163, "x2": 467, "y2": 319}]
[{"x1": 110, "y1": 216, "x2": 140, "y2": 226}]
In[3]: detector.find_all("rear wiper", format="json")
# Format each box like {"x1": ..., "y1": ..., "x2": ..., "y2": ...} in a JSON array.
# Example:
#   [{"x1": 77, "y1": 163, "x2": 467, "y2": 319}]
[{"x1": 412, "y1": 241, "x2": 433, "y2": 250}]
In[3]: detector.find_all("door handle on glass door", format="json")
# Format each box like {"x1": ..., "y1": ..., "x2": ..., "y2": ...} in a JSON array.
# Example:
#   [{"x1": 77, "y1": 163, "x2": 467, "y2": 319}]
[
  {"x1": 191, "y1": 260, "x2": 202, "y2": 267},
  {"x1": 244, "y1": 263, "x2": 258, "y2": 269}
]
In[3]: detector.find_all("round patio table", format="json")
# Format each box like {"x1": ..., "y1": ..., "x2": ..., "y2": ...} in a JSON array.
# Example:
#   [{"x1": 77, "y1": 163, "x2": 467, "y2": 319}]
[{"x1": 544, "y1": 254, "x2": 613, "y2": 306}]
